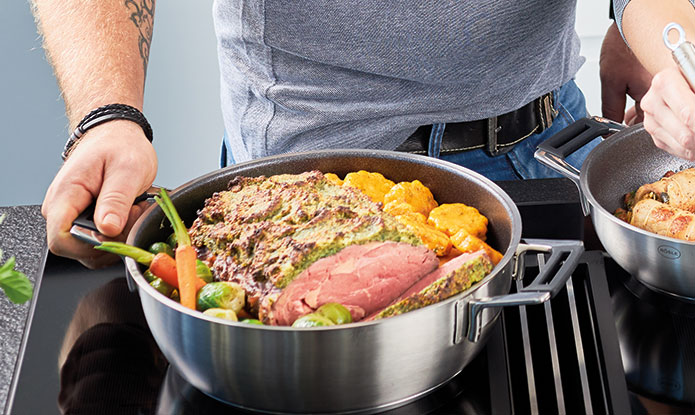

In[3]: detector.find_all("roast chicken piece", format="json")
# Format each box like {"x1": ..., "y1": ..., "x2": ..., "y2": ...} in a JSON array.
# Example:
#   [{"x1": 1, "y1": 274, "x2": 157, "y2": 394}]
[
  {"x1": 634, "y1": 168, "x2": 695, "y2": 212},
  {"x1": 630, "y1": 198, "x2": 695, "y2": 241}
]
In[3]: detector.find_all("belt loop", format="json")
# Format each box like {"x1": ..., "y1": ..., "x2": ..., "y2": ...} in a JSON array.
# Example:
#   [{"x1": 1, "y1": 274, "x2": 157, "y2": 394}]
[
  {"x1": 486, "y1": 116, "x2": 503, "y2": 156},
  {"x1": 428, "y1": 123, "x2": 445, "y2": 158}
]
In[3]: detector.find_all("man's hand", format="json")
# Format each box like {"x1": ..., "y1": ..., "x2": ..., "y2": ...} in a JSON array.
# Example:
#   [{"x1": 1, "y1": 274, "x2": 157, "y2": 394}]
[
  {"x1": 599, "y1": 22, "x2": 652, "y2": 124},
  {"x1": 641, "y1": 67, "x2": 695, "y2": 160},
  {"x1": 42, "y1": 121, "x2": 157, "y2": 268}
]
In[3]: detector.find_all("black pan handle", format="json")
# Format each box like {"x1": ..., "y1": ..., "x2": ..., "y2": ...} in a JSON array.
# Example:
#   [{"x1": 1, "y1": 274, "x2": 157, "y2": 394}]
[
  {"x1": 535, "y1": 117, "x2": 625, "y2": 215},
  {"x1": 69, "y1": 185, "x2": 164, "y2": 246},
  {"x1": 72, "y1": 191, "x2": 153, "y2": 233},
  {"x1": 536, "y1": 116, "x2": 625, "y2": 159},
  {"x1": 68, "y1": 185, "x2": 164, "y2": 293}
]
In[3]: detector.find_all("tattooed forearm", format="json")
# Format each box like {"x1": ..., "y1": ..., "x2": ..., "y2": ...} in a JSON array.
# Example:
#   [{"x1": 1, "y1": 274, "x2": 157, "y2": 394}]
[{"x1": 125, "y1": 0, "x2": 155, "y2": 77}]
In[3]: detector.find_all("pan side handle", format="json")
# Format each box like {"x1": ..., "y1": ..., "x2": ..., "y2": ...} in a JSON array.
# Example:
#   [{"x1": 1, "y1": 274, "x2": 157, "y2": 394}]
[
  {"x1": 457, "y1": 238, "x2": 584, "y2": 343},
  {"x1": 534, "y1": 116, "x2": 624, "y2": 216}
]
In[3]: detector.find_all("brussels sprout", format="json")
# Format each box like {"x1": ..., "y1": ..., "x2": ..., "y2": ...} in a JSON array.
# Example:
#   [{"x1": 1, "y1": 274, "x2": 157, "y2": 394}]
[
  {"x1": 241, "y1": 319, "x2": 263, "y2": 325},
  {"x1": 196, "y1": 282, "x2": 245, "y2": 312},
  {"x1": 143, "y1": 269, "x2": 157, "y2": 283},
  {"x1": 196, "y1": 260, "x2": 213, "y2": 283},
  {"x1": 315, "y1": 303, "x2": 352, "y2": 325},
  {"x1": 292, "y1": 313, "x2": 335, "y2": 328},
  {"x1": 203, "y1": 308, "x2": 238, "y2": 321},
  {"x1": 148, "y1": 242, "x2": 174, "y2": 257},
  {"x1": 150, "y1": 278, "x2": 175, "y2": 297}
]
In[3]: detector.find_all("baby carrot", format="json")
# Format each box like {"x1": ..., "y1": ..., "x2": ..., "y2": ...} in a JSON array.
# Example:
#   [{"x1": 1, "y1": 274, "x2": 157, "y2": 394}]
[
  {"x1": 95, "y1": 240, "x2": 206, "y2": 298},
  {"x1": 175, "y1": 245, "x2": 199, "y2": 309},
  {"x1": 155, "y1": 188, "x2": 205, "y2": 310},
  {"x1": 149, "y1": 252, "x2": 179, "y2": 288}
]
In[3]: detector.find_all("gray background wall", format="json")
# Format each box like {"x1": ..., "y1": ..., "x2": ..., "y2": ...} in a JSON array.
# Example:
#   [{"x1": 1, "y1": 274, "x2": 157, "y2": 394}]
[
  {"x1": 0, "y1": 0, "x2": 223, "y2": 208},
  {"x1": 0, "y1": 1, "x2": 611, "y2": 208}
]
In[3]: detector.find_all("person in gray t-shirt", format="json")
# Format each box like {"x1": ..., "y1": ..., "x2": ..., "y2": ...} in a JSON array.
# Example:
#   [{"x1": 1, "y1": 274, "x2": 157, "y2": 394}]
[
  {"x1": 32, "y1": 0, "x2": 694, "y2": 265},
  {"x1": 215, "y1": 1, "x2": 593, "y2": 180}
]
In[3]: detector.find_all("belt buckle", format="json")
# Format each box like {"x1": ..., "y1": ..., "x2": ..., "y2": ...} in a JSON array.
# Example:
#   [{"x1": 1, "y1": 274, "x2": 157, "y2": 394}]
[
  {"x1": 486, "y1": 116, "x2": 506, "y2": 156},
  {"x1": 538, "y1": 92, "x2": 555, "y2": 132}
]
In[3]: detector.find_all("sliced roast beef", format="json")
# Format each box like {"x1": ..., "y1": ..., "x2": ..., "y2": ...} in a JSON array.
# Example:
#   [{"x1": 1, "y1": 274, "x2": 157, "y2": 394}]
[
  {"x1": 264, "y1": 241, "x2": 439, "y2": 325},
  {"x1": 370, "y1": 249, "x2": 493, "y2": 320}
]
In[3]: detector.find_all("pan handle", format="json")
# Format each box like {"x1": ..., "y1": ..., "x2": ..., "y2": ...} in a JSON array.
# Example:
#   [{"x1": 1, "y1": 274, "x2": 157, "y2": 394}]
[
  {"x1": 69, "y1": 185, "x2": 164, "y2": 246},
  {"x1": 69, "y1": 185, "x2": 165, "y2": 292},
  {"x1": 458, "y1": 238, "x2": 584, "y2": 343},
  {"x1": 534, "y1": 116, "x2": 624, "y2": 215}
]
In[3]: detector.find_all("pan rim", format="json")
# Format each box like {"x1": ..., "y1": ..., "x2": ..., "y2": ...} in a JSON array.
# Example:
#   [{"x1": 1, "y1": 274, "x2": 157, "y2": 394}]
[
  {"x1": 126, "y1": 148, "x2": 522, "y2": 328},
  {"x1": 580, "y1": 125, "x2": 695, "y2": 246}
]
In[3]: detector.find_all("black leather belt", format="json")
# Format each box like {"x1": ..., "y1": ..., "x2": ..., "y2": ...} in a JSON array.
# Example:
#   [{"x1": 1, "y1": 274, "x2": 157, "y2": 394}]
[{"x1": 395, "y1": 92, "x2": 556, "y2": 156}]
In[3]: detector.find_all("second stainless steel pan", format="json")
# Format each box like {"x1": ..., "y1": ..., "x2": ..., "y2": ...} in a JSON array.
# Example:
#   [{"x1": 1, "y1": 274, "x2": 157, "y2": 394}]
[{"x1": 536, "y1": 117, "x2": 695, "y2": 300}]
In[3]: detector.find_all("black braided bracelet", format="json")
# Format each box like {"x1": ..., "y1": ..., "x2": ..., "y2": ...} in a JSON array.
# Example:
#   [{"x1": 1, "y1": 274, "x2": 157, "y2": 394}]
[{"x1": 61, "y1": 103, "x2": 153, "y2": 160}]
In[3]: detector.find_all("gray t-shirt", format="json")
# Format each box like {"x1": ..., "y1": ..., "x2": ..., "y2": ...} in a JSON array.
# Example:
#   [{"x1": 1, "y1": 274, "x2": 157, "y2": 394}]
[{"x1": 214, "y1": 0, "x2": 584, "y2": 162}]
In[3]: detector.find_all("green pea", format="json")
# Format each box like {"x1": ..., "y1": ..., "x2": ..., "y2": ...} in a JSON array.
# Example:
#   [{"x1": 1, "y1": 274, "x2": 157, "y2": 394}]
[
  {"x1": 166, "y1": 233, "x2": 177, "y2": 250},
  {"x1": 143, "y1": 269, "x2": 157, "y2": 283},
  {"x1": 149, "y1": 242, "x2": 174, "y2": 257},
  {"x1": 292, "y1": 313, "x2": 335, "y2": 328},
  {"x1": 315, "y1": 303, "x2": 352, "y2": 325}
]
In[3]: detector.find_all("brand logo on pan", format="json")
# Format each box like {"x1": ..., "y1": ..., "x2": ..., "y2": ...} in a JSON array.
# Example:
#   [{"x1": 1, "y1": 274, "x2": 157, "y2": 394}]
[{"x1": 658, "y1": 245, "x2": 681, "y2": 259}]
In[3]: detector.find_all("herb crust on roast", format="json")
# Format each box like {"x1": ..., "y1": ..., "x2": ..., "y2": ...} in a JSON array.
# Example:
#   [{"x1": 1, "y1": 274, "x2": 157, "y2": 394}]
[{"x1": 189, "y1": 171, "x2": 422, "y2": 310}]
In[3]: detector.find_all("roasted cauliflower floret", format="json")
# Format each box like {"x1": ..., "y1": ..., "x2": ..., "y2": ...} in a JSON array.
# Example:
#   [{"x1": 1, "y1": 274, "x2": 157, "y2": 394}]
[
  {"x1": 384, "y1": 180, "x2": 438, "y2": 217},
  {"x1": 428, "y1": 203, "x2": 488, "y2": 240},
  {"x1": 395, "y1": 214, "x2": 451, "y2": 256},
  {"x1": 324, "y1": 173, "x2": 344, "y2": 186},
  {"x1": 450, "y1": 229, "x2": 503, "y2": 265},
  {"x1": 342, "y1": 171, "x2": 395, "y2": 203},
  {"x1": 384, "y1": 201, "x2": 419, "y2": 217}
]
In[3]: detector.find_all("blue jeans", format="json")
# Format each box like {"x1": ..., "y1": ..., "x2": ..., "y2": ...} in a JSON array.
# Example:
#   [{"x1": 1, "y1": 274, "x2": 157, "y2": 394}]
[
  {"x1": 221, "y1": 80, "x2": 599, "y2": 177},
  {"x1": 439, "y1": 80, "x2": 600, "y2": 180}
]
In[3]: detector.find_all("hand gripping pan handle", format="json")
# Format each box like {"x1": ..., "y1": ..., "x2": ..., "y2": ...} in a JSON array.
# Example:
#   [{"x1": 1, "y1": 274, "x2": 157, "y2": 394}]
[
  {"x1": 68, "y1": 186, "x2": 164, "y2": 292},
  {"x1": 69, "y1": 186, "x2": 163, "y2": 246}
]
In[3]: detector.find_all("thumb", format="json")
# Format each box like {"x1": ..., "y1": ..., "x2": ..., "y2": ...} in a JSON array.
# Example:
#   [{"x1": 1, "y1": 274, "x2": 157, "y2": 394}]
[{"x1": 93, "y1": 171, "x2": 145, "y2": 237}]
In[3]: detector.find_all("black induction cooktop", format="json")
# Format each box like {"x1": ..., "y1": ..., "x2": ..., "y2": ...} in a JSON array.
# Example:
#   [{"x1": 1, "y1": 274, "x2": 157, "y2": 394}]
[{"x1": 7, "y1": 178, "x2": 663, "y2": 414}]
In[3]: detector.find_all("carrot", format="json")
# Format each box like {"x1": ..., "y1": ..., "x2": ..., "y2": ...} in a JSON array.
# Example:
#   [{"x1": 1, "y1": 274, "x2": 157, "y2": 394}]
[
  {"x1": 149, "y1": 252, "x2": 179, "y2": 288},
  {"x1": 155, "y1": 189, "x2": 191, "y2": 247},
  {"x1": 174, "y1": 245, "x2": 199, "y2": 309},
  {"x1": 155, "y1": 188, "x2": 204, "y2": 310}
]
